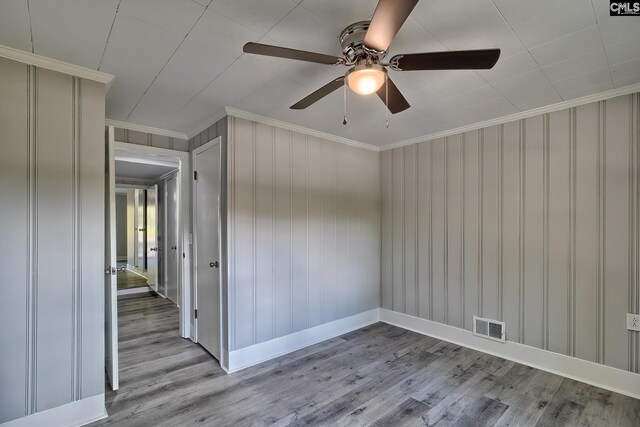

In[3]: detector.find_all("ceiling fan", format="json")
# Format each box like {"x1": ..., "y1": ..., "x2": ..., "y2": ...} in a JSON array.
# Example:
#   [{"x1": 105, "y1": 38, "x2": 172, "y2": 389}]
[{"x1": 242, "y1": 0, "x2": 500, "y2": 116}]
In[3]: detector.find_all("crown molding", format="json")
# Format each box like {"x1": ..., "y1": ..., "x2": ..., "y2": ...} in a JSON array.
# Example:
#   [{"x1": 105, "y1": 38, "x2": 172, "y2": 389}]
[
  {"x1": 224, "y1": 107, "x2": 379, "y2": 152},
  {"x1": 380, "y1": 82, "x2": 640, "y2": 151},
  {"x1": 106, "y1": 119, "x2": 188, "y2": 140},
  {"x1": 186, "y1": 109, "x2": 228, "y2": 140},
  {"x1": 0, "y1": 44, "x2": 114, "y2": 84}
]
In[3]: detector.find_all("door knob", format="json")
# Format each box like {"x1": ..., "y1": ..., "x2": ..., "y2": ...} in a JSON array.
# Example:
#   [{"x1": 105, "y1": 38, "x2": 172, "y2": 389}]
[
  {"x1": 209, "y1": 261, "x2": 219, "y2": 268},
  {"x1": 117, "y1": 266, "x2": 126, "y2": 272}
]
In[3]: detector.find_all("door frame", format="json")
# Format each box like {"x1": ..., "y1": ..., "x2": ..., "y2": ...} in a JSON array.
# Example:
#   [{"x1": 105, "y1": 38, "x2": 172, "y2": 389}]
[
  {"x1": 191, "y1": 136, "x2": 223, "y2": 358},
  {"x1": 111, "y1": 141, "x2": 193, "y2": 339}
]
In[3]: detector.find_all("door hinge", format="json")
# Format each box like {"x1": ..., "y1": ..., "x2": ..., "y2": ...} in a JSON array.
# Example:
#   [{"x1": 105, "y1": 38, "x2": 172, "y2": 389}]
[
  {"x1": 194, "y1": 309, "x2": 198, "y2": 319},
  {"x1": 193, "y1": 171, "x2": 197, "y2": 180}
]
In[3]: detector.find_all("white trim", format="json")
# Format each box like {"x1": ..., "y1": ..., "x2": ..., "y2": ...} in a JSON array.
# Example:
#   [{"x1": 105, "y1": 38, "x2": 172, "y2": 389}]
[
  {"x1": 381, "y1": 82, "x2": 640, "y2": 151},
  {"x1": 0, "y1": 44, "x2": 113, "y2": 84},
  {"x1": 0, "y1": 394, "x2": 106, "y2": 427},
  {"x1": 227, "y1": 308, "x2": 380, "y2": 373},
  {"x1": 224, "y1": 107, "x2": 379, "y2": 152},
  {"x1": 379, "y1": 309, "x2": 640, "y2": 399},
  {"x1": 115, "y1": 150, "x2": 180, "y2": 168},
  {"x1": 117, "y1": 286, "x2": 152, "y2": 297},
  {"x1": 186, "y1": 109, "x2": 228, "y2": 140},
  {"x1": 106, "y1": 119, "x2": 188, "y2": 140}
]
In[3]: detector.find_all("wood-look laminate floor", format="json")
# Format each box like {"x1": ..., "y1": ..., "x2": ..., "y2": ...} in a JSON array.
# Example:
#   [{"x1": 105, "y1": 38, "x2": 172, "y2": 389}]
[
  {"x1": 92, "y1": 295, "x2": 640, "y2": 427},
  {"x1": 116, "y1": 269, "x2": 148, "y2": 290}
]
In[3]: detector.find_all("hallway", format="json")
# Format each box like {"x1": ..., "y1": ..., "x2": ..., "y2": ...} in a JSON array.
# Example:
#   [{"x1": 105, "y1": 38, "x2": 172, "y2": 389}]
[{"x1": 95, "y1": 295, "x2": 223, "y2": 425}]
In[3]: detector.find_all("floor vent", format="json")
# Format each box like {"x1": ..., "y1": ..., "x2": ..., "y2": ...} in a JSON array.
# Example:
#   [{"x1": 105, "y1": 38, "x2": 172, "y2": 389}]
[{"x1": 473, "y1": 316, "x2": 506, "y2": 343}]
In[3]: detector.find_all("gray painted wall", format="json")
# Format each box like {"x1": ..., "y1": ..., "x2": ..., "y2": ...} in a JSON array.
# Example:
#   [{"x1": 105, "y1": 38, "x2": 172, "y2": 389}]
[
  {"x1": 114, "y1": 127, "x2": 189, "y2": 151},
  {"x1": 226, "y1": 117, "x2": 381, "y2": 351},
  {"x1": 115, "y1": 194, "x2": 128, "y2": 259},
  {"x1": 381, "y1": 93, "x2": 640, "y2": 374},
  {"x1": 189, "y1": 116, "x2": 227, "y2": 151},
  {"x1": 0, "y1": 57, "x2": 105, "y2": 423}
]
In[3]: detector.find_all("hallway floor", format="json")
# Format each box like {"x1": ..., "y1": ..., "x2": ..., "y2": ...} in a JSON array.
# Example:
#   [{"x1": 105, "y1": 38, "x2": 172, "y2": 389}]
[
  {"x1": 116, "y1": 268, "x2": 148, "y2": 290},
  {"x1": 91, "y1": 295, "x2": 640, "y2": 426}
]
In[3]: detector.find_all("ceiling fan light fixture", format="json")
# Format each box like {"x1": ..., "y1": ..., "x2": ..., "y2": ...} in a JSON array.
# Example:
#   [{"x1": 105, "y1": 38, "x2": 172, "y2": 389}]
[{"x1": 346, "y1": 64, "x2": 386, "y2": 95}]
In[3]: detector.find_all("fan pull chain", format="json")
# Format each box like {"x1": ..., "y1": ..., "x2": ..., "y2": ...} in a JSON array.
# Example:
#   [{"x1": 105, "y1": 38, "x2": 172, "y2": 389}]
[
  {"x1": 385, "y1": 72, "x2": 389, "y2": 128},
  {"x1": 343, "y1": 80, "x2": 348, "y2": 125}
]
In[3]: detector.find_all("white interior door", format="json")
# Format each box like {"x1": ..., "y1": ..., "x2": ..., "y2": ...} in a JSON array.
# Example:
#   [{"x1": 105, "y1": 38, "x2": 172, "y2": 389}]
[
  {"x1": 126, "y1": 189, "x2": 135, "y2": 267},
  {"x1": 166, "y1": 176, "x2": 179, "y2": 304},
  {"x1": 136, "y1": 189, "x2": 145, "y2": 269},
  {"x1": 146, "y1": 185, "x2": 158, "y2": 291},
  {"x1": 104, "y1": 126, "x2": 119, "y2": 390},
  {"x1": 194, "y1": 141, "x2": 221, "y2": 359}
]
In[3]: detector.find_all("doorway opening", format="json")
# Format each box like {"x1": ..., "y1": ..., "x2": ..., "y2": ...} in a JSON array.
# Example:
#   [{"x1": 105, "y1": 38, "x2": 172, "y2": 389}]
[
  {"x1": 113, "y1": 154, "x2": 178, "y2": 299},
  {"x1": 104, "y1": 126, "x2": 196, "y2": 392}
]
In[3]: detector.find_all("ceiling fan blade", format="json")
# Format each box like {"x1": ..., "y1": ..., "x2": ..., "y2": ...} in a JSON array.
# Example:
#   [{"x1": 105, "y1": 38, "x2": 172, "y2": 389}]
[
  {"x1": 290, "y1": 77, "x2": 345, "y2": 110},
  {"x1": 243, "y1": 42, "x2": 343, "y2": 65},
  {"x1": 364, "y1": 0, "x2": 419, "y2": 53},
  {"x1": 390, "y1": 49, "x2": 501, "y2": 71},
  {"x1": 376, "y1": 77, "x2": 410, "y2": 114}
]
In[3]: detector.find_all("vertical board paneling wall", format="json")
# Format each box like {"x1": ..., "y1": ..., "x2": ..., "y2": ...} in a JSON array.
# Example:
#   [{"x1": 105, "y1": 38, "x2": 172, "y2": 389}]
[
  {"x1": 227, "y1": 117, "x2": 380, "y2": 351},
  {"x1": 0, "y1": 57, "x2": 105, "y2": 423},
  {"x1": 381, "y1": 93, "x2": 640, "y2": 374}
]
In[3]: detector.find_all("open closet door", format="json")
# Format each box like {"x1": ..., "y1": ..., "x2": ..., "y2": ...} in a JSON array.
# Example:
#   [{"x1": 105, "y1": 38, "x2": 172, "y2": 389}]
[
  {"x1": 166, "y1": 176, "x2": 179, "y2": 304},
  {"x1": 104, "y1": 126, "x2": 119, "y2": 390},
  {"x1": 146, "y1": 185, "x2": 158, "y2": 291}
]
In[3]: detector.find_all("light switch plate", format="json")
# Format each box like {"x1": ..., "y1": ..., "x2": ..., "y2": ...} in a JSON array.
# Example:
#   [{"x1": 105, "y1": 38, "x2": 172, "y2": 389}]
[{"x1": 628, "y1": 314, "x2": 640, "y2": 331}]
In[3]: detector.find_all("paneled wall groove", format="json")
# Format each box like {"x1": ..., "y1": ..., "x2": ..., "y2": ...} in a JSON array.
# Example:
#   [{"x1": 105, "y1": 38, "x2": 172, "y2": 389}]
[
  {"x1": 26, "y1": 64, "x2": 37, "y2": 416},
  {"x1": 543, "y1": 113, "x2": 550, "y2": 351},
  {"x1": 498, "y1": 125, "x2": 504, "y2": 322},
  {"x1": 414, "y1": 147, "x2": 419, "y2": 317},
  {"x1": 478, "y1": 130, "x2": 484, "y2": 318},
  {"x1": 71, "y1": 76, "x2": 81, "y2": 400},
  {"x1": 518, "y1": 120, "x2": 526, "y2": 343},
  {"x1": 636, "y1": 93, "x2": 640, "y2": 374},
  {"x1": 635, "y1": 93, "x2": 640, "y2": 374},
  {"x1": 597, "y1": 101, "x2": 606, "y2": 364},
  {"x1": 251, "y1": 122, "x2": 257, "y2": 345},
  {"x1": 381, "y1": 93, "x2": 640, "y2": 376},
  {"x1": 460, "y1": 135, "x2": 466, "y2": 329},
  {"x1": 444, "y1": 140, "x2": 449, "y2": 324},
  {"x1": 569, "y1": 107, "x2": 577, "y2": 358},
  {"x1": 428, "y1": 143, "x2": 433, "y2": 320},
  {"x1": 629, "y1": 94, "x2": 638, "y2": 373}
]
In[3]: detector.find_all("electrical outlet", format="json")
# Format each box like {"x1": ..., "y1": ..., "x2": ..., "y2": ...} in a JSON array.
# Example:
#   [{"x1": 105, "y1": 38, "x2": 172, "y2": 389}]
[{"x1": 628, "y1": 314, "x2": 640, "y2": 331}]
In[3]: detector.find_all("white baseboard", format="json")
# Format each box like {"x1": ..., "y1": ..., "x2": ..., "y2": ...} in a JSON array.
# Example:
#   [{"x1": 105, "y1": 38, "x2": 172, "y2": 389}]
[
  {"x1": 125, "y1": 266, "x2": 148, "y2": 280},
  {"x1": 379, "y1": 309, "x2": 640, "y2": 399},
  {"x1": 227, "y1": 308, "x2": 380, "y2": 373},
  {"x1": 117, "y1": 285, "x2": 153, "y2": 297},
  {"x1": 1, "y1": 394, "x2": 106, "y2": 427}
]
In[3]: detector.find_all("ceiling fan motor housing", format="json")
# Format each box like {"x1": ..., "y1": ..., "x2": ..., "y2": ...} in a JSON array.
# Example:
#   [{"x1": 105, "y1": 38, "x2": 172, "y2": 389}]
[{"x1": 340, "y1": 21, "x2": 385, "y2": 63}]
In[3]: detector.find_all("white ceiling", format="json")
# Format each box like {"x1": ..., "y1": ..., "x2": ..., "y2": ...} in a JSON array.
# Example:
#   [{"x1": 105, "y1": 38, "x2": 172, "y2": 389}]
[
  {"x1": 115, "y1": 159, "x2": 177, "y2": 180},
  {"x1": 2, "y1": 0, "x2": 640, "y2": 147}
]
